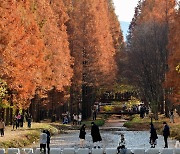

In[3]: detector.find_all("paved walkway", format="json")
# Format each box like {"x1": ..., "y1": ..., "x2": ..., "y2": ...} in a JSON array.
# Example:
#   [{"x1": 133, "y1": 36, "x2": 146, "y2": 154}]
[{"x1": 101, "y1": 115, "x2": 127, "y2": 131}]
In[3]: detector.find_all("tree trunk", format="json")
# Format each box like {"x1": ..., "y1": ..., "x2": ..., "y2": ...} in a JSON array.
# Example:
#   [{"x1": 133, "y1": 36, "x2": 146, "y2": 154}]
[
  {"x1": 151, "y1": 101, "x2": 159, "y2": 120},
  {"x1": 5, "y1": 108, "x2": 10, "y2": 125},
  {"x1": 82, "y1": 85, "x2": 96, "y2": 119}
]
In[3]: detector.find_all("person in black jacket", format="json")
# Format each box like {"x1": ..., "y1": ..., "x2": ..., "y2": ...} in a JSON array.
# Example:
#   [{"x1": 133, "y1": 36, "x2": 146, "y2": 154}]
[
  {"x1": 79, "y1": 124, "x2": 86, "y2": 148},
  {"x1": 149, "y1": 123, "x2": 158, "y2": 148},
  {"x1": 163, "y1": 122, "x2": 170, "y2": 148},
  {"x1": 91, "y1": 122, "x2": 102, "y2": 148},
  {"x1": 45, "y1": 129, "x2": 51, "y2": 154}
]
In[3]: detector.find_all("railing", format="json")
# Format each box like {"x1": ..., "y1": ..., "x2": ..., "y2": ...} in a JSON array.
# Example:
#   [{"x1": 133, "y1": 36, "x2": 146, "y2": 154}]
[
  {"x1": 1, "y1": 147, "x2": 180, "y2": 154},
  {"x1": 99, "y1": 111, "x2": 140, "y2": 115}
]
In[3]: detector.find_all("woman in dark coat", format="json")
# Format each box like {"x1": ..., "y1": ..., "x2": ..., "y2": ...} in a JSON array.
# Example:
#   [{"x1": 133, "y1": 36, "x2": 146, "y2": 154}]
[
  {"x1": 150, "y1": 123, "x2": 158, "y2": 148},
  {"x1": 163, "y1": 122, "x2": 170, "y2": 148},
  {"x1": 79, "y1": 124, "x2": 86, "y2": 147},
  {"x1": 91, "y1": 122, "x2": 102, "y2": 148}
]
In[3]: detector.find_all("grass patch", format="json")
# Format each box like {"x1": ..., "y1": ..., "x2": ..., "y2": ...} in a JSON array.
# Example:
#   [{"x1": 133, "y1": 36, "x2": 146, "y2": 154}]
[
  {"x1": 82, "y1": 119, "x2": 105, "y2": 127},
  {"x1": 0, "y1": 131, "x2": 40, "y2": 148},
  {"x1": 82, "y1": 114, "x2": 106, "y2": 128},
  {"x1": 0, "y1": 123, "x2": 59, "y2": 148}
]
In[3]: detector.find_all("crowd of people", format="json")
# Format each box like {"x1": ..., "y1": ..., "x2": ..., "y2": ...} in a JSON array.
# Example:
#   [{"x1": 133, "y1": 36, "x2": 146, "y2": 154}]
[
  {"x1": 0, "y1": 112, "x2": 32, "y2": 137},
  {"x1": 78, "y1": 120, "x2": 171, "y2": 153},
  {"x1": 78, "y1": 121, "x2": 170, "y2": 154},
  {"x1": 0, "y1": 106, "x2": 174, "y2": 154},
  {"x1": 12, "y1": 112, "x2": 32, "y2": 130},
  {"x1": 72, "y1": 113, "x2": 82, "y2": 125},
  {"x1": 62, "y1": 112, "x2": 82, "y2": 125}
]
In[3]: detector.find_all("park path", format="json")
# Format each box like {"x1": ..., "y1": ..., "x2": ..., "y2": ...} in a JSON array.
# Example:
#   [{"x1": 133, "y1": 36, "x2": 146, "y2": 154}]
[
  {"x1": 102, "y1": 114, "x2": 127, "y2": 128},
  {"x1": 0, "y1": 124, "x2": 30, "y2": 142}
]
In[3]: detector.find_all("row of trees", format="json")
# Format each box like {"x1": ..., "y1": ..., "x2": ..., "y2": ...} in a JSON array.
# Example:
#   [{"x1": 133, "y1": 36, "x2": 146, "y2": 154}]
[
  {"x1": 64, "y1": 0, "x2": 123, "y2": 118},
  {"x1": 0, "y1": 0, "x2": 123, "y2": 122},
  {"x1": 124, "y1": 0, "x2": 180, "y2": 119}
]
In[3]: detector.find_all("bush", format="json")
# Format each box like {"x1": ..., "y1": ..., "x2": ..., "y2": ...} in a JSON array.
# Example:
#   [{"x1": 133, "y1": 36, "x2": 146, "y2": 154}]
[{"x1": 103, "y1": 105, "x2": 114, "y2": 112}]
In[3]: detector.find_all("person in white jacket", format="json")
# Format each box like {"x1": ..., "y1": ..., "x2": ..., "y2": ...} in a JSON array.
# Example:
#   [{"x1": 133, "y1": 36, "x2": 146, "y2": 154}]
[
  {"x1": 40, "y1": 130, "x2": 47, "y2": 154},
  {"x1": 78, "y1": 113, "x2": 82, "y2": 125}
]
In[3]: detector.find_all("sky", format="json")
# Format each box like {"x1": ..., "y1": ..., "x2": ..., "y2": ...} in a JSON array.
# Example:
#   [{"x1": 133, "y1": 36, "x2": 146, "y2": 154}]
[
  {"x1": 113, "y1": 0, "x2": 139, "y2": 22},
  {"x1": 112, "y1": 0, "x2": 139, "y2": 39}
]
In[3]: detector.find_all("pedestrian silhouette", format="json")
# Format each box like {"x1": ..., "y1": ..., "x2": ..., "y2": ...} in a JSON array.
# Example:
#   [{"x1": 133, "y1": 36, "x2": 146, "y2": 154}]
[
  {"x1": 45, "y1": 129, "x2": 51, "y2": 154},
  {"x1": 0, "y1": 119, "x2": 5, "y2": 137},
  {"x1": 79, "y1": 124, "x2": 86, "y2": 148},
  {"x1": 163, "y1": 122, "x2": 170, "y2": 148},
  {"x1": 91, "y1": 122, "x2": 102, "y2": 148},
  {"x1": 149, "y1": 123, "x2": 158, "y2": 148}
]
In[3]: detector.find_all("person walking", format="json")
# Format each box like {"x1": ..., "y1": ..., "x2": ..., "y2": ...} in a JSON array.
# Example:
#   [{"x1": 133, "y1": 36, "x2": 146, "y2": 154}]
[
  {"x1": 163, "y1": 122, "x2": 170, "y2": 148},
  {"x1": 40, "y1": 130, "x2": 47, "y2": 154},
  {"x1": 16, "y1": 113, "x2": 21, "y2": 128},
  {"x1": 149, "y1": 123, "x2": 158, "y2": 148},
  {"x1": 45, "y1": 129, "x2": 51, "y2": 154},
  {"x1": 169, "y1": 109, "x2": 175, "y2": 123},
  {"x1": 91, "y1": 122, "x2": 102, "y2": 148},
  {"x1": 92, "y1": 110, "x2": 97, "y2": 121},
  {"x1": 12, "y1": 115, "x2": 17, "y2": 130},
  {"x1": 20, "y1": 114, "x2": 24, "y2": 127},
  {"x1": 27, "y1": 113, "x2": 32, "y2": 128},
  {"x1": 79, "y1": 124, "x2": 86, "y2": 148},
  {"x1": 72, "y1": 113, "x2": 77, "y2": 125},
  {"x1": 78, "y1": 113, "x2": 82, "y2": 125},
  {"x1": 0, "y1": 119, "x2": 5, "y2": 137}
]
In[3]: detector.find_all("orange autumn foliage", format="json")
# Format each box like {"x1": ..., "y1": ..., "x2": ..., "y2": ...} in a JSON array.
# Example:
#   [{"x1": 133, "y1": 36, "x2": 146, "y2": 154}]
[
  {"x1": 33, "y1": 0, "x2": 73, "y2": 90},
  {"x1": 138, "y1": 0, "x2": 176, "y2": 23},
  {"x1": 0, "y1": 0, "x2": 123, "y2": 110},
  {"x1": 0, "y1": 0, "x2": 48, "y2": 108},
  {"x1": 0, "y1": 0, "x2": 73, "y2": 109},
  {"x1": 107, "y1": 0, "x2": 124, "y2": 52},
  {"x1": 65, "y1": 0, "x2": 119, "y2": 89},
  {"x1": 166, "y1": 9, "x2": 180, "y2": 104}
]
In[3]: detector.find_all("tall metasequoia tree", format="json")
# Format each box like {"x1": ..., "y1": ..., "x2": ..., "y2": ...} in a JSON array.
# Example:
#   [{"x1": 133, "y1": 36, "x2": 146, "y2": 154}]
[
  {"x1": 138, "y1": 0, "x2": 176, "y2": 116},
  {"x1": 126, "y1": 0, "x2": 176, "y2": 119},
  {"x1": 0, "y1": 0, "x2": 73, "y2": 122},
  {"x1": 127, "y1": 0, "x2": 143, "y2": 45},
  {"x1": 166, "y1": 8, "x2": 180, "y2": 105},
  {"x1": 64, "y1": 0, "x2": 119, "y2": 118},
  {"x1": 127, "y1": 22, "x2": 170, "y2": 119},
  {"x1": 27, "y1": 0, "x2": 73, "y2": 121},
  {"x1": 62, "y1": 0, "x2": 84, "y2": 115},
  {"x1": 33, "y1": 0, "x2": 73, "y2": 91},
  {"x1": 0, "y1": 0, "x2": 49, "y2": 109},
  {"x1": 107, "y1": 0, "x2": 124, "y2": 83}
]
